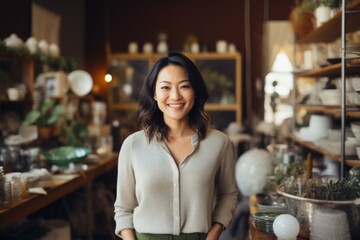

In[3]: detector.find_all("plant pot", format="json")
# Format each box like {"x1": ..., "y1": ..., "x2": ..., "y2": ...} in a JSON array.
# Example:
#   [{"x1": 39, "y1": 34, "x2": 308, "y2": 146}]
[
  {"x1": 289, "y1": 7, "x2": 315, "y2": 37},
  {"x1": 38, "y1": 126, "x2": 54, "y2": 141}
]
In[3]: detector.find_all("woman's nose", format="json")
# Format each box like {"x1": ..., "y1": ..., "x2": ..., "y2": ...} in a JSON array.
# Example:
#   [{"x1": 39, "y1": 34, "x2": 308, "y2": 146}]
[{"x1": 170, "y1": 88, "x2": 182, "y2": 100}]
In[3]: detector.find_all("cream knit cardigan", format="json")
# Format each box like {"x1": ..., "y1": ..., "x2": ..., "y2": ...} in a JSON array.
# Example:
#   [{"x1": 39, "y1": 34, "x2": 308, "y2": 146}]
[{"x1": 114, "y1": 129, "x2": 238, "y2": 236}]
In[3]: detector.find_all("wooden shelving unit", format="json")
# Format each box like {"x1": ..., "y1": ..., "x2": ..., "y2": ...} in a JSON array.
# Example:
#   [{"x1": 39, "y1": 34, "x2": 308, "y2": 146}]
[{"x1": 292, "y1": 0, "x2": 360, "y2": 169}]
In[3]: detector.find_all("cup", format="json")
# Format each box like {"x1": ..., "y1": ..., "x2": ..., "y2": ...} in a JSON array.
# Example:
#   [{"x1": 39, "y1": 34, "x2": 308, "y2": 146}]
[
  {"x1": 0, "y1": 181, "x2": 12, "y2": 209},
  {"x1": 190, "y1": 42, "x2": 200, "y2": 53},
  {"x1": 7, "y1": 88, "x2": 19, "y2": 101},
  {"x1": 128, "y1": 42, "x2": 138, "y2": 54},
  {"x1": 228, "y1": 43, "x2": 237, "y2": 53},
  {"x1": 216, "y1": 40, "x2": 227, "y2": 53},
  {"x1": 143, "y1": 42, "x2": 153, "y2": 54},
  {"x1": 96, "y1": 136, "x2": 113, "y2": 157}
]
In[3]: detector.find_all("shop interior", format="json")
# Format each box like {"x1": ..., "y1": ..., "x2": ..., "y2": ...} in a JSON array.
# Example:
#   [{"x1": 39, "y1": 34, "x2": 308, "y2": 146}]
[{"x1": 1, "y1": 0, "x2": 360, "y2": 239}]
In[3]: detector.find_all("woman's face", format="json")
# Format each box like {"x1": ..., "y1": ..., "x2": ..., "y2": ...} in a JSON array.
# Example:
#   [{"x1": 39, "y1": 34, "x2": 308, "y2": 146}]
[{"x1": 154, "y1": 65, "x2": 195, "y2": 124}]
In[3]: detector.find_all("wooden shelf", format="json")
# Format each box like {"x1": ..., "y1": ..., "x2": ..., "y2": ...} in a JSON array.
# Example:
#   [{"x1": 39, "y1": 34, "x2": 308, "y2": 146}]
[
  {"x1": 205, "y1": 103, "x2": 239, "y2": 111},
  {"x1": 294, "y1": 63, "x2": 360, "y2": 78},
  {"x1": 297, "y1": 0, "x2": 360, "y2": 44},
  {"x1": 290, "y1": 135, "x2": 360, "y2": 167},
  {"x1": 296, "y1": 104, "x2": 360, "y2": 117},
  {"x1": 346, "y1": 160, "x2": 360, "y2": 167},
  {"x1": 0, "y1": 154, "x2": 118, "y2": 229}
]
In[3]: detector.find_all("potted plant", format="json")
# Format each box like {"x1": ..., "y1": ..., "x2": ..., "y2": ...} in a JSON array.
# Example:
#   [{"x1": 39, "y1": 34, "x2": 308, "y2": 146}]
[
  {"x1": 301, "y1": 0, "x2": 343, "y2": 26},
  {"x1": 22, "y1": 99, "x2": 65, "y2": 140},
  {"x1": 289, "y1": 3, "x2": 316, "y2": 37}
]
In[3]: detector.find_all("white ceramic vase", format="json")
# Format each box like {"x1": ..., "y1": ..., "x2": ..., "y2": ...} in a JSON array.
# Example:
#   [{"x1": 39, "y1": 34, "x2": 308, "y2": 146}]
[{"x1": 315, "y1": 5, "x2": 331, "y2": 27}]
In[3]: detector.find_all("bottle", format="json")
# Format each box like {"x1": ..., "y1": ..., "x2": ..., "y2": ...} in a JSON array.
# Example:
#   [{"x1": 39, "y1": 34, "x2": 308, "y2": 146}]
[{"x1": 111, "y1": 120, "x2": 121, "y2": 152}]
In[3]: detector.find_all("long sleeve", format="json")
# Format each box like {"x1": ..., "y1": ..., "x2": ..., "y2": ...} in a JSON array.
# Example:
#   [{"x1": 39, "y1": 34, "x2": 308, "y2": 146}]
[
  {"x1": 212, "y1": 136, "x2": 239, "y2": 227},
  {"x1": 114, "y1": 135, "x2": 137, "y2": 236}
]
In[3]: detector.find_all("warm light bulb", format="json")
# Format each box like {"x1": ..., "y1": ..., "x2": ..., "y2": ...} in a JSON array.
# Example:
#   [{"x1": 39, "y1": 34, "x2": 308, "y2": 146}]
[
  {"x1": 105, "y1": 74, "x2": 112, "y2": 83},
  {"x1": 273, "y1": 214, "x2": 300, "y2": 240}
]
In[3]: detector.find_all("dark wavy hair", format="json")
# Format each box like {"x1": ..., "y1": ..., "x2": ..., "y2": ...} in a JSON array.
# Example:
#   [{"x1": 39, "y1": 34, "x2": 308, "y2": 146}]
[{"x1": 137, "y1": 52, "x2": 210, "y2": 142}]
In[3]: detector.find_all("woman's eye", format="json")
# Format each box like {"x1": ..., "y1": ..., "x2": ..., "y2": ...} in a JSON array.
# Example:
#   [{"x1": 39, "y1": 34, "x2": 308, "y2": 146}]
[
  {"x1": 160, "y1": 86, "x2": 169, "y2": 90},
  {"x1": 180, "y1": 85, "x2": 191, "y2": 89}
]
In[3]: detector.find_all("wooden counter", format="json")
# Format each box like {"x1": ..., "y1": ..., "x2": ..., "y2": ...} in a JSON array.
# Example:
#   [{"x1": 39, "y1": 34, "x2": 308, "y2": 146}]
[
  {"x1": 249, "y1": 195, "x2": 307, "y2": 240},
  {"x1": 0, "y1": 153, "x2": 118, "y2": 230}
]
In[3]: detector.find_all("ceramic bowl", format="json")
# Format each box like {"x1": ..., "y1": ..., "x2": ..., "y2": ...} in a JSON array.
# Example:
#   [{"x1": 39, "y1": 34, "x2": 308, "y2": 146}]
[
  {"x1": 350, "y1": 76, "x2": 360, "y2": 90},
  {"x1": 328, "y1": 128, "x2": 341, "y2": 141},
  {"x1": 318, "y1": 89, "x2": 342, "y2": 105},
  {"x1": 347, "y1": 92, "x2": 360, "y2": 105},
  {"x1": 43, "y1": 146, "x2": 90, "y2": 167},
  {"x1": 333, "y1": 77, "x2": 353, "y2": 91}
]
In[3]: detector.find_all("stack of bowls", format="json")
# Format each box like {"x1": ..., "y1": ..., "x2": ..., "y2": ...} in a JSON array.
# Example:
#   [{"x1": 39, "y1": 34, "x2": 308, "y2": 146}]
[
  {"x1": 351, "y1": 76, "x2": 360, "y2": 91},
  {"x1": 318, "y1": 128, "x2": 358, "y2": 156},
  {"x1": 298, "y1": 115, "x2": 332, "y2": 142},
  {"x1": 351, "y1": 122, "x2": 360, "y2": 159},
  {"x1": 251, "y1": 212, "x2": 282, "y2": 233},
  {"x1": 318, "y1": 89, "x2": 342, "y2": 106},
  {"x1": 351, "y1": 122, "x2": 360, "y2": 139},
  {"x1": 332, "y1": 76, "x2": 360, "y2": 106}
]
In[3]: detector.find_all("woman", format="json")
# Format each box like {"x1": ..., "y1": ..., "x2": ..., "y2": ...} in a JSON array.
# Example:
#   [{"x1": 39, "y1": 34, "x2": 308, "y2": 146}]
[{"x1": 114, "y1": 52, "x2": 238, "y2": 240}]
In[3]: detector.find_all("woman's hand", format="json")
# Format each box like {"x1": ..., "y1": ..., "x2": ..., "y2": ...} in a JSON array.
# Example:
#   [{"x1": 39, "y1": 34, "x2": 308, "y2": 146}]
[
  {"x1": 206, "y1": 222, "x2": 224, "y2": 240},
  {"x1": 121, "y1": 228, "x2": 136, "y2": 240}
]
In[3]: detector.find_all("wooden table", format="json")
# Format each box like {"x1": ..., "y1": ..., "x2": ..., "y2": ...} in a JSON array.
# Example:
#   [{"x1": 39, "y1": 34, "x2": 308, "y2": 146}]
[{"x1": 0, "y1": 153, "x2": 118, "y2": 234}]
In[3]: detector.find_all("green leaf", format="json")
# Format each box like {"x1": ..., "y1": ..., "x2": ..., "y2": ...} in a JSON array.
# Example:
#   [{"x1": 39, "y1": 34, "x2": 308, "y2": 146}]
[{"x1": 22, "y1": 111, "x2": 41, "y2": 126}]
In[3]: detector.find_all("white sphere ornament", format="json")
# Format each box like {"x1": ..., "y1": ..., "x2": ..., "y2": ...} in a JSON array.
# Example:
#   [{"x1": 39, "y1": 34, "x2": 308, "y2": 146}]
[
  {"x1": 25, "y1": 37, "x2": 38, "y2": 54},
  {"x1": 38, "y1": 39, "x2": 49, "y2": 54},
  {"x1": 49, "y1": 43, "x2": 60, "y2": 57},
  {"x1": 235, "y1": 148, "x2": 273, "y2": 196},
  {"x1": 273, "y1": 214, "x2": 300, "y2": 240}
]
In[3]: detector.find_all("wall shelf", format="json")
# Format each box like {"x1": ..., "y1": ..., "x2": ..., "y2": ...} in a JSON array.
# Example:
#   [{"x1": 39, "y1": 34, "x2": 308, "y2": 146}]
[
  {"x1": 295, "y1": 104, "x2": 360, "y2": 118},
  {"x1": 297, "y1": 0, "x2": 360, "y2": 44},
  {"x1": 294, "y1": 62, "x2": 360, "y2": 78},
  {"x1": 290, "y1": 135, "x2": 360, "y2": 167}
]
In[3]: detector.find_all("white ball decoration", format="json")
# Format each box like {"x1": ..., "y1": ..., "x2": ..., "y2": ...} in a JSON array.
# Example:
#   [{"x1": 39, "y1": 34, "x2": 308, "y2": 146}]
[
  {"x1": 38, "y1": 39, "x2": 49, "y2": 54},
  {"x1": 273, "y1": 214, "x2": 300, "y2": 240},
  {"x1": 49, "y1": 43, "x2": 60, "y2": 57},
  {"x1": 25, "y1": 37, "x2": 38, "y2": 54},
  {"x1": 235, "y1": 148, "x2": 273, "y2": 196}
]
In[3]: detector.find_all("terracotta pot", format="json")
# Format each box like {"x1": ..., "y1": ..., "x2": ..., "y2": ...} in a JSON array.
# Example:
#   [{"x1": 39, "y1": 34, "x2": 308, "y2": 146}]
[
  {"x1": 38, "y1": 126, "x2": 54, "y2": 141},
  {"x1": 289, "y1": 7, "x2": 315, "y2": 37}
]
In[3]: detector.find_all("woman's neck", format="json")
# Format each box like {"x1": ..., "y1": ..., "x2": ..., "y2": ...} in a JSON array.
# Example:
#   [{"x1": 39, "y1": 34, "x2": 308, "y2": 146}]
[{"x1": 165, "y1": 119, "x2": 195, "y2": 139}]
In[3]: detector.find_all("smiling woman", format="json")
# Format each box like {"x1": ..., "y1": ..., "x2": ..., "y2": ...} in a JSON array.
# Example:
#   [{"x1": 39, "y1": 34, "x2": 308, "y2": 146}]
[{"x1": 114, "y1": 52, "x2": 238, "y2": 240}]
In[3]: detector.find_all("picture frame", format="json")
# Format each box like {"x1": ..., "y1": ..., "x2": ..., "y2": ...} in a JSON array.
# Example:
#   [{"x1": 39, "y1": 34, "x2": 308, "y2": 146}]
[{"x1": 36, "y1": 71, "x2": 68, "y2": 99}]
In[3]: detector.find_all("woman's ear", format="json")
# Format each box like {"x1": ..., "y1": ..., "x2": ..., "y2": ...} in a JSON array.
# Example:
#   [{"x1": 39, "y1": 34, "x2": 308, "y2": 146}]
[{"x1": 154, "y1": 95, "x2": 157, "y2": 101}]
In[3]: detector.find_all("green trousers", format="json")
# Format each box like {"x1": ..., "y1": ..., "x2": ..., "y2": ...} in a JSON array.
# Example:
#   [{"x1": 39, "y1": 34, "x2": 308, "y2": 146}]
[{"x1": 136, "y1": 232, "x2": 207, "y2": 240}]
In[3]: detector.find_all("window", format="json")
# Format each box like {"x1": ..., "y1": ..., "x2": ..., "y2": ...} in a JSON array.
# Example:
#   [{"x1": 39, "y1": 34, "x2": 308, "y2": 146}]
[{"x1": 264, "y1": 50, "x2": 293, "y2": 126}]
